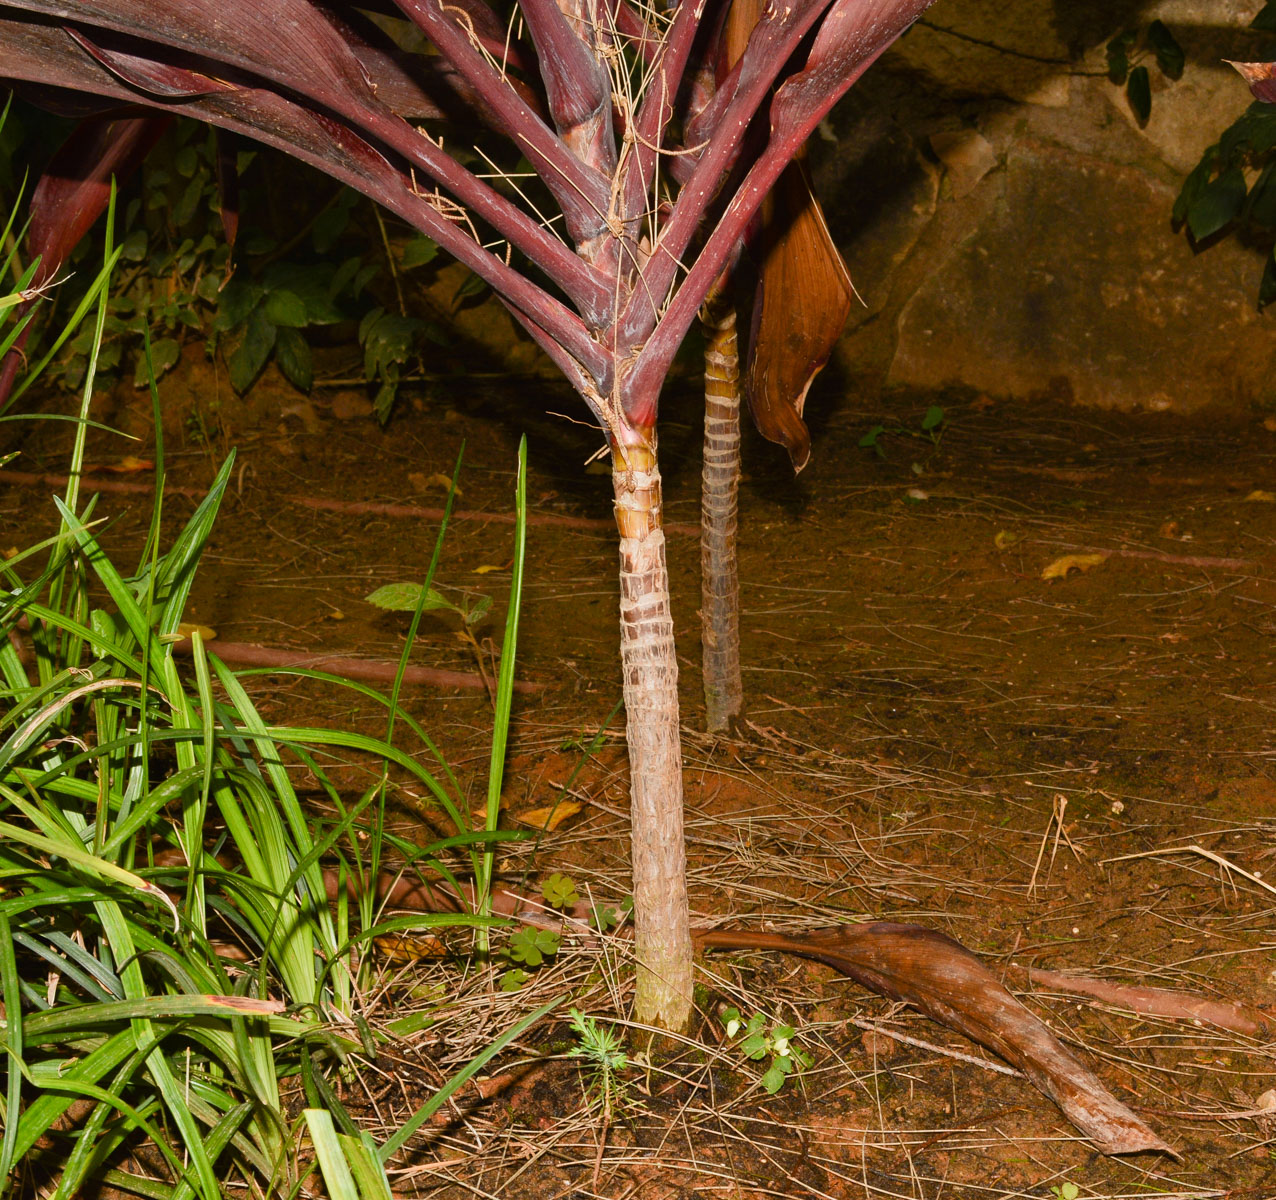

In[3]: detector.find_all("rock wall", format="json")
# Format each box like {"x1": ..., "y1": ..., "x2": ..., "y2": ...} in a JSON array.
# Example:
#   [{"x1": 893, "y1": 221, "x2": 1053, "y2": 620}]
[{"x1": 815, "y1": 0, "x2": 1276, "y2": 412}]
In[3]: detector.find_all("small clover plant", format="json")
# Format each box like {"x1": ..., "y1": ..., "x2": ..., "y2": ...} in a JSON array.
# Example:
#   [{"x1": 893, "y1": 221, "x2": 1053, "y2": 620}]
[
  {"x1": 541, "y1": 872, "x2": 580, "y2": 909},
  {"x1": 506, "y1": 927, "x2": 560, "y2": 968}
]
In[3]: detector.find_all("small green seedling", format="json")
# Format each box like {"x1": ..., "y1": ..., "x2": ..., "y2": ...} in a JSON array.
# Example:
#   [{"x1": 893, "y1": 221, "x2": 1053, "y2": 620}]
[
  {"x1": 506, "y1": 927, "x2": 560, "y2": 968},
  {"x1": 567, "y1": 1008, "x2": 630, "y2": 1120},
  {"x1": 1050, "y1": 1183, "x2": 1080, "y2": 1200},
  {"x1": 366, "y1": 581, "x2": 495, "y2": 687},
  {"x1": 541, "y1": 872, "x2": 580, "y2": 909},
  {"x1": 721, "y1": 1007, "x2": 813, "y2": 1095},
  {"x1": 586, "y1": 893, "x2": 632, "y2": 933},
  {"x1": 858, "y1": 404, "x2": 946, "y2": 472},
  {"x1": 1105, "y1": 20, "x2": 1184, "y2": 124},
  {"x1": 500, "y1": 967, "x2": 531, "y2": 993}
]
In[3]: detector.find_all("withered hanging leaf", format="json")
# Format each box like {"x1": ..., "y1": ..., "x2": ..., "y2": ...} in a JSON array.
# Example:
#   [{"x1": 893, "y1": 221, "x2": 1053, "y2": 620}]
[{"x1": 745, "y1": 158, "x2": 854, "y2": 473}]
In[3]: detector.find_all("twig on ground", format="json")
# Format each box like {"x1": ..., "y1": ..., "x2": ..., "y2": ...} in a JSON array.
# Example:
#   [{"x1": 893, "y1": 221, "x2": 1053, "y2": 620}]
[
  {"x1": 848, "y1": 1018, "x2": 1022, "y2": 1077},
  {"x1": 1024, "y1": 967, "x2": 1274, "y2": 1037},
  {"x1": 0, "y1": 468, "x2": 700, "y2": 535},
  {"x1": 169, "y1": 638, "x2": 543, "y2": 692}
]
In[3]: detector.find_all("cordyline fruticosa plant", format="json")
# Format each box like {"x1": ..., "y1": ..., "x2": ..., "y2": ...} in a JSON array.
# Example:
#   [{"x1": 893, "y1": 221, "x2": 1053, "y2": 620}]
[{"x1": 0, "y1": 0, "x2": 931, "y2": 1030}]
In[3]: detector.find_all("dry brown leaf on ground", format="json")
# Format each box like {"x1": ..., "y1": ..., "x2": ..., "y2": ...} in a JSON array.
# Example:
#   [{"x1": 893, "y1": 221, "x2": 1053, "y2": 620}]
[
  {"x1": 174, "y1": 623, "x2": 217, "y2": 642},
  {"x1": 1041, "y1": 552, "x2": 1108, "y2": 580},
  {"x1": 696, "y1": 921, "x2": 1176, "y2": 1157},
  {"x1": 511, "y1": 799, "x2": 583, "y2": 832},
  {"x1": 1025, "y1": 967, "x2": 1273, "y2": 1037}
]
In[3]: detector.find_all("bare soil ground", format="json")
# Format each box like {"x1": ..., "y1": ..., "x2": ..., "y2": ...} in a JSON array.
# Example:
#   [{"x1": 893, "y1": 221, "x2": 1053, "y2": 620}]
[{"x1": 5, "y1": 359, "x2": 1276, "y2": 1198}]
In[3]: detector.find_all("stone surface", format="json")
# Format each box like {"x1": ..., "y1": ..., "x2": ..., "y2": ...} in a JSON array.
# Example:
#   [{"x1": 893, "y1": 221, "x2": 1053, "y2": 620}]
[
  {"x1": 886, "y1": 140, "x2": 1276, "y2": 411},
  {"x1": 804, "y1": 0, "x2": 1276, "y2": 413}
]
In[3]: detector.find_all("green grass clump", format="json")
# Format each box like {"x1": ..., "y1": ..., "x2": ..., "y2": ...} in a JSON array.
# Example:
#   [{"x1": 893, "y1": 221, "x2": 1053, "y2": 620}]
[{"x1": 1, "y1": 181, "x2": 553, "y2": 1196}]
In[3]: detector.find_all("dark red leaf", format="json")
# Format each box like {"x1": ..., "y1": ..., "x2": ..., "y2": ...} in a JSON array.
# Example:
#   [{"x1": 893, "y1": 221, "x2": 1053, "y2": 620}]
[
  {"x1": 1228, "y1": 59, "x2": 1276, "y2": 104},
  {"x1": 27, "y1": 112, "x2": 169, "y2": 287},
  {"x1": 0, "y1": 14, "x2": 607, "y2": 382}
]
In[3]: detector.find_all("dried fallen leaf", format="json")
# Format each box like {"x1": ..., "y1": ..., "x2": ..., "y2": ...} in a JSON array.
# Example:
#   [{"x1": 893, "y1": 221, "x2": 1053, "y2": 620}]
[
  {"x1": 374, "y1": 931, "x2": 448, "y2": 963},
  {"x1": 1041, "y1": 553, "x2": 1108, "y2": 581},
  {"x1": 429, "y1": 472, "x2": 460, "y2": 495},
  {"x1": 1245, "y1": 489, "x2": 1276, "y2": 503},
  {"x1": 994, "y1": 530, "x2": 1018, "y2": 550},
  {"x1": 511, "y1": 799, "x2": 583, "y2": 832},
  {"x1": 173, "y1": 623, "x2": 218, "y2": 642},
  {"x1": 93, "y1": 456, "x2": 154, "y2": 474}
]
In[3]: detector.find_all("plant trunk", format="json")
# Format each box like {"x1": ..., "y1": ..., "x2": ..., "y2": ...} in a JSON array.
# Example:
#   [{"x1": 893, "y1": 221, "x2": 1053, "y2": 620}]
[
  {"x1": 699, "y1": 295, "x2": 743, "y2": 733},
  {"x1": 612, "y1": 439, "x2": 693, "y2": 1031}
]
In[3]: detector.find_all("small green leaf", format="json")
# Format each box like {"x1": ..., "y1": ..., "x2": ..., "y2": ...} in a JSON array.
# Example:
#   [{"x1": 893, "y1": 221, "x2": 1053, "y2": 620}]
[
  {"x1": 134, "y1": 337, "x2": 180, "y2": 387},
  {"x1": 385, "y1": 1012, "x2": 434, "y2": 1037},
  {"x1": 463, "y1": 593, "x2": 493, "y2": 628},
  {"x1": 213, "y1": 278, "x2": 262, "y2": 331},
  {"x1": 1259, "y1": 251, "x2": 1276, "y2": 309},
  {"x1": 760, "y1": 1063, "x2": 786, "y2": 1094},
  {"x1": 1127, "y1": 65, "x2": 1152, "y2": 124},
  {"x1": 921, "y1": 405, "x2": 944, "y2": 432},
  {"x1": 119, "y1": 228, "x2": 148, "y2": 262},
  {"x1": 263, "y1": 288, "x2": 309, "y2": 328},
  {"x1": 196, "y1": 273, "x2": 223, "y2": 304},
  {"x1": 173, "y1": 144, "x2": 199, "y2": 178},
  {"x1": 1146, "y1": 21, "x2": 1184, "y2": 81},
  {"x1": 452, "y1": 271, "x2": 488, "y2": 303},
  {"x1": 541, "y1": 873, "x2": 580, "y2": 909},
  {"x1": 1173, "y1": 154, "x2": 1214, "y2": 224},
  {"x1": 507, "y1": 928, "x2": 560, "y2": 967},
  {"x1": 1188, "y1": 165, "x2": 1247, "y2": 240},
  {"x1": 1246, "y1": 162, "x2": 1276, "y2": 228},
  {"x1": 500, "y1": 969, "x2": 530, "y2": 993},
  {"x1": 858, "y1": 424, "x2": 885, "y2": 457},
  {"x1": 275, "y1": 326, "x2": 313, "y2": 391},
  {"x1": 400, "y1": 235, "x2": 440, "y2": 270},
  {"x1": 365, "y1": 582, "x2": 455, "y2": 613},
  {"x1": 174, "y1": 174, "x2": 205, "y2": 226},
  {"x1": 312, "y1": 194, "x2": 355, "y2": 253},
  {"x1": 589, "y1": 904, "x2": 619, "y2": 932},
  {"x1": 1252, "y1": 1, "x2": 1276, "y2": 31},
  {"x1": 1105, "y1": 36, "x2": 1129, "y2": 85},
  {"x1": 226, "y1": 306, "x2": 276, "y2": 393}
]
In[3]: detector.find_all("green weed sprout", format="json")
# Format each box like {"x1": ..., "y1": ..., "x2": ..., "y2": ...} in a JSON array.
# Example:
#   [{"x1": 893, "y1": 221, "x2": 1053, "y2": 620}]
[
  {"x1": 721, "y1": 1007, "x2": 813, "y2": 1095},
  {"x1": 567, "y1": 1008, "x2": 630, "y2": 1121},
  {"x1": 858, "y1": 404, "x2": 946, "y2": 475}
]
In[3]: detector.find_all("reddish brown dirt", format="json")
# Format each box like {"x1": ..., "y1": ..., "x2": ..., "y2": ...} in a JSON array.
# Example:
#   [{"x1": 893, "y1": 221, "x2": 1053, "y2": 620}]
[{"x1": 5, "y1": 355, "x2": 1276, "y2": 1198}]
